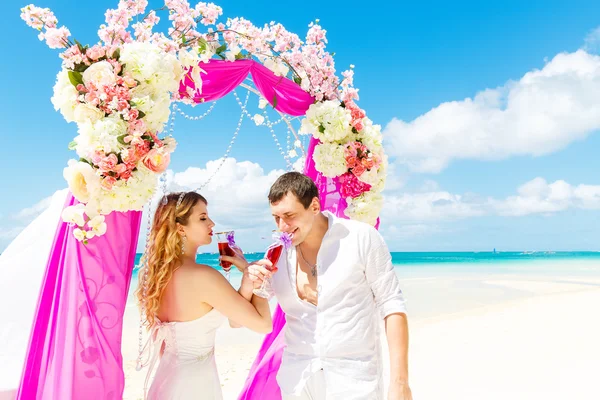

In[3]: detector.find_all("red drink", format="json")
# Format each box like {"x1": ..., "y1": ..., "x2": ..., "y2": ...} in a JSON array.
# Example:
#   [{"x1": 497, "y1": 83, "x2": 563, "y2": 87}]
[
  {"x1": 218, "y1": 242, "x2": 235, "y2": 271},
  {"x1": 265, "y1": 244, "x2": 283, "y2": 273}
]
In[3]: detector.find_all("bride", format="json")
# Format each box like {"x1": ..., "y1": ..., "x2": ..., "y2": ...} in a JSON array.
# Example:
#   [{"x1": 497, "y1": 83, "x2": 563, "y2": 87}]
[{"x1": 136, "y1": 191, "x2": 273, "y2": 400}]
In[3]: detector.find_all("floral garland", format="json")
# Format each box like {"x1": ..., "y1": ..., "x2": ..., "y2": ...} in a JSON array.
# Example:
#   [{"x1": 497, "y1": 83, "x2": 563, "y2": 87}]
[{"x1": 21, "y1": 0, "x2": 387, "y2": 240}]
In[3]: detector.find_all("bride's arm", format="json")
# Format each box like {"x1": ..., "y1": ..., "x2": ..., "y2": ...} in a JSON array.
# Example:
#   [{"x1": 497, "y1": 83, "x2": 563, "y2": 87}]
[{"x1": 192, "y1": 263, "x2": 273, "y2": 334}]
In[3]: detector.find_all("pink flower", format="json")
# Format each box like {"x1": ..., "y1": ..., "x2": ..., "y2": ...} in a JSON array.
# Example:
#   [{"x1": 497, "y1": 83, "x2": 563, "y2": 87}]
[
  {"x1": 119, "y1": 169, "x2": 133, "y2": 180},
  {"x1": 122, "y1": 75, "x2": 137, "y2": 88},
  {"x1": 39, "y1": 26, "x2": 71, "y2": 49},
  {"x1": 86, "y1": 45, "x2": 106, "y2": 61},
  {"x1": 352, "y1": 162, "x2": 366, "y2": 177},
  {"x1": 142, "y1": 148, "x2": 170, "y2": 173},
  {"x1": 339, "y1": 172, "x2": 371, "y2": 198},
  {"x1": 98, "y1": 154, "x2": 118, "y2": 172},
  {"x1": 101, "y1": 176, "x2": 117, "y2": 190}
]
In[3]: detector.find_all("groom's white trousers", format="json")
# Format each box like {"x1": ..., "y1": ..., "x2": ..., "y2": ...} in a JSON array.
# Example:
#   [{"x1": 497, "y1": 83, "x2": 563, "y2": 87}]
[{"x1": 281, "y1": 369, "x2": 325, "y2": 400}]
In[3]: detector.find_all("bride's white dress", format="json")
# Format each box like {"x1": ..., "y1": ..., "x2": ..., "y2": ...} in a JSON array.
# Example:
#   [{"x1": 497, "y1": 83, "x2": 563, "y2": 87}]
[{"x1": 144, "y1": 308, "x2": 226, "y2": 400}]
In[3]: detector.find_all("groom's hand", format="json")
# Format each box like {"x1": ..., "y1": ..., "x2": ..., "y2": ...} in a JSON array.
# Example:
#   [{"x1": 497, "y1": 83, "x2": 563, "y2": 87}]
[
  {"x1": 388, "y1": 381, "x2": 412, "y2": 400},
  {"x1": 247, "y1": 260, "x2": 273, "y2": 289}
]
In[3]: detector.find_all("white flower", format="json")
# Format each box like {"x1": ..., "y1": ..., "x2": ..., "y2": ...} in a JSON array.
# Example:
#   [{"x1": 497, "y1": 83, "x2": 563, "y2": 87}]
[
  {"x1": 73, "y1": 228, "x2": 87, "y2": 242},
  {"x1": 313, "y1": 143, "x2": 347, "y2": 177},
  {"x1": 300, "y1": 101, "x2": 352, "y2": 143},
  {"x1": 120, "y1": 42, "x2": 183, "y2": 94},
  {"x1": 61, "y1": 204, "x2": 87, "y2": 227},
  {"x1": 75, "y1": 115, "x2": 128, "y2": 157},
  {"x1": 294, "y1": 139, "x2": 302, "y2": 148},
  {"x1": 88, "y1": 215, "x2": 107, "y2": 236},
  {"x1": 73, "y1": 103, "x2": 104, "y2": 124},
  {"x1": 63, "y1": 160, "x2": 101, "y2": 203},
  {"x1": 301, "y1": 78, "x2": 310, "y2": 91},
  {"x1": 264, "y1": 58, "x2": 289, "y2": 77},
  {"x1": 258, "y1": 98, "x2": 269, "y2": 109},
  {"x1": 345, "y1": 191, "x2": 383, "y2": 226},
  {"x1": 179, "y1": 48, "x2": 206, "y2": 93},
  {"x1": 51, "y1": 69, "x2": 78, "y2": 123},
  {"x1": 253, "y1": 114, "x2": 265, "y2": 126},
  {"x1": 82, "y1": 61, "x2": 116, "y2": 87},
  {"x1": 288, "y1": 149, "x2": 298, "y2": 158},
  {"x1": 225, "y1": 45, "x2": 241, "y2": 62}
]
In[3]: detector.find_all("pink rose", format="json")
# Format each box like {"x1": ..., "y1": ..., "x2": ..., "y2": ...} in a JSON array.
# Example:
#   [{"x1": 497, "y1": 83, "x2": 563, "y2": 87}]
[
  {"x1": 352, "y1": 162, "x2": 366, "y2": 177},
  {"x1": 339, "y1": 172, "x2": 371, "y2": 198},
  {"x1": 119, "y1": 169, "x2": 133, "y2": 180},
  {"x1": 98, "y1": 154, "x2": 118, "y2": 173},
  {"x1": 122, "y1": 75, "x2": 137, "y2": 88},
  {"x1": 86, "y1": 45, "x2": 106, "y2": 61},
  {"x1": 101, "y1": 176, "x2": 117, "y2": 190},
  {"x1": 142, "y1": 148, "x2": 170, "y2": 173}
]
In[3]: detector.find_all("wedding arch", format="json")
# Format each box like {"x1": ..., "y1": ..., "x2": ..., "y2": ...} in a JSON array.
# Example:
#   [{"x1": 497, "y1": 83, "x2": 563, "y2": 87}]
[{"x1": 16, "y1": 1, "x2": 389, "y2": 399}]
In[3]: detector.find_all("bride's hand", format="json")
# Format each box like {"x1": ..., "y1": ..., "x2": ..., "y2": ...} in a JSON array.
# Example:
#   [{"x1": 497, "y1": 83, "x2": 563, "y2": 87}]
[{"x1": 219, "y1": 246, "x2": 249, "y2": 273}]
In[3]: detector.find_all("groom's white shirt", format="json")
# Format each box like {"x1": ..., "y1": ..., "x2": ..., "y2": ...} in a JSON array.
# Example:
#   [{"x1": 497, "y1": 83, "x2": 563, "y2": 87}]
[{"x1": 270, "y1": 211, "x2": 407, "y2": 399}]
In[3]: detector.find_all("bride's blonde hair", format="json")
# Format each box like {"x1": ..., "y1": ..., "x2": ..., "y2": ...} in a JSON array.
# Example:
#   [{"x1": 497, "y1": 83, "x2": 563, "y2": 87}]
[{"x1": 136, "y1": 192, "x2": 207, "y2": 327}]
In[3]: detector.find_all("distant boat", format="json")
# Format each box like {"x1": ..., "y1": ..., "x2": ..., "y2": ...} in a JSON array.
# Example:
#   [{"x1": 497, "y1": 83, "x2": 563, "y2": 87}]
[{"x1": 493, "y1": 248, "x2": 497, "y2": 254}]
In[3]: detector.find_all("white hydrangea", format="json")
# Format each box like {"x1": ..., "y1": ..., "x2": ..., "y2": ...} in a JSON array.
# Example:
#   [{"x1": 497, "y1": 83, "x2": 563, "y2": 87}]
[
  {"x1": 51, "y1": 69, "x2": 78, "y2": 123},
  {"x1": 92, "y1": 167, "x2": 158, "y2": 214},
  {"x1": 74, "y1": 115, "x2": 127, "y2": 158},
  {"x1": 313, "y1": 143, "x2": 347, "y2": 177},
  {"x1": 120, "y1": 42, "x2": 183, "y2": 94},
  {"x1": 300, "y1": 100, "x2": 353, "y2": 143},
  {"x1": 345, "y1": 191, "x2": 384, "y2": 226}
]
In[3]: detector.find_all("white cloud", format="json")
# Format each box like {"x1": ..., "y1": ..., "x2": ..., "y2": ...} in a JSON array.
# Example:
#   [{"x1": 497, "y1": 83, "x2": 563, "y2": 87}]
[
  {"x1": 11, "y1": 195, "x2": 54, "y2": 220},
  {"x1": 383, "y1": 50, "x2": 600, "y2": 173},
  {"x1": 136, "y1": 158, "x2": 286, "y2": 252},
  {"x1": 382, "y1": 177, "x2": 600, "y2": 222},
  {"x1": 0, "y1": 189, "x2": 68, "y2": 252},
  {"x1": 583, "y1": 26, "x2": 600, "y2": 53}
]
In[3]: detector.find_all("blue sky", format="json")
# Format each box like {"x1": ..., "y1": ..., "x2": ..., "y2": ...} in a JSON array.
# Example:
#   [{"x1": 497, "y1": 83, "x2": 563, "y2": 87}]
[{"x1": 1, "y1": 0, "x2": 600, "y2": 252}]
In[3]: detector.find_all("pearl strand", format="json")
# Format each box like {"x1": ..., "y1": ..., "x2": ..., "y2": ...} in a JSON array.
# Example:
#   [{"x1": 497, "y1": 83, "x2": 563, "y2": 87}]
[
  {"x1": 176, "y1": 101, "x2": 217, "y2": 121},
  {"x1": 191, "y1": 90, "x2": 250, "y2": 193}
]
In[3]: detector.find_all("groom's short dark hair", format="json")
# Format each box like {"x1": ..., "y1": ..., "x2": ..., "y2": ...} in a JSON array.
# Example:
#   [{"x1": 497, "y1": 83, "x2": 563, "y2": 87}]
[{"x1": 269, "y1": 172, "x2": 319, "y2": 209}]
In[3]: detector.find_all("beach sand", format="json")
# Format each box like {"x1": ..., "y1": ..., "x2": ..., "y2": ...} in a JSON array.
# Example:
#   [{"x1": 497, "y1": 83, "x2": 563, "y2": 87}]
[{"x1": 121, "y1": 266, "x2": 600, "y2": 400}]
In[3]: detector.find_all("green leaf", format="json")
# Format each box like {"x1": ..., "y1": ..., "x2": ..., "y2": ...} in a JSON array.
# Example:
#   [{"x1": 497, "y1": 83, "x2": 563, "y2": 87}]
[
  {"x1": 272, "y1": 93, "x2": 278, "y2": 109},
  {"x1": 74, "y1": 39, "x2": 85, "y2": 52},
  {"x1": 111, "y1": 48, "x2": 120, "y2": 60},
  {"x1": 217, "y1": 53, "x2": 226, "y2": 60},
  {"x1": 216, "y1": 43, "x2": 227, "y2": 54},
  {"x1": 352, "y1": 127, "x2": 359, "y2": 134},
  {"x1": 340, "y1": 101, "x2": 346, "y2": 108},
  {"x1": 137, "y1": 110, "x2": 146, "y2": 119},
  {"x1": 318, "y1": 125, "x2": 325, "y2": 134},
  {"x1": 73, "y1": 63, "x2": 88, "y2": 73},
  {"x1": 182, "y1": 34, "x2": 187, "y2": 45},
  {"x1": 68, "y1": 70, "x2": 84, "y2": 87},
  {"x1": 68, "y1": 141, "x2": 78, "y2": 150},
  {"x1": 235, "y1": 52, "x2": 245, "y2": 60},
  {"x1": 117, "y1": 134, "x2": 128, "y2": 146},
  {"x1": 293, "y1": 76, "x2": 302, "y2": 85}
]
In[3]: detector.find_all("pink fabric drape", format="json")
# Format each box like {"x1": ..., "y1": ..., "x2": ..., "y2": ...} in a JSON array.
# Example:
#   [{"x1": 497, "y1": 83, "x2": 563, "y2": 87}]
[
  {"x1": 179, "y1": 59, "x2": 314, "y2": 116},
  {"x1": 16, "y1": 193, "x2": 141, "y2": 400},
  {"x1": 16, "y1": 59, "x2": 315, "y2": 399}
]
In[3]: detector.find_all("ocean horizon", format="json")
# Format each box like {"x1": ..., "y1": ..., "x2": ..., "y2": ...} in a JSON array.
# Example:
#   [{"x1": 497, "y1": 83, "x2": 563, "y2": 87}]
[{"x1": 131, "y1": 250, "x2": 600, "y2": 281}]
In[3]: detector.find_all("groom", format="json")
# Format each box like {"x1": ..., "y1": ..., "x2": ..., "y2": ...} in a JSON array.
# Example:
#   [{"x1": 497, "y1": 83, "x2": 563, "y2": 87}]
[{"x1": 253, "y1": 171, "x2": 411, "y2": 400}]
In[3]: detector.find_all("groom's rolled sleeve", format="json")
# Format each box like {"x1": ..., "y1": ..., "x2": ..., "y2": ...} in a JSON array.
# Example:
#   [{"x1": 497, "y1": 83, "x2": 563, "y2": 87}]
[{"x1": 365, "y1": 231, "x2": 407, "y2": 320}]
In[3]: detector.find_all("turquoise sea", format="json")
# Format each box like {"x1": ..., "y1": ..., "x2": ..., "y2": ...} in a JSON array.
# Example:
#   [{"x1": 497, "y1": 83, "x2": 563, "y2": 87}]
[{"x1": 130, "y1": 251, "x2": 600, "y2": 288}]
